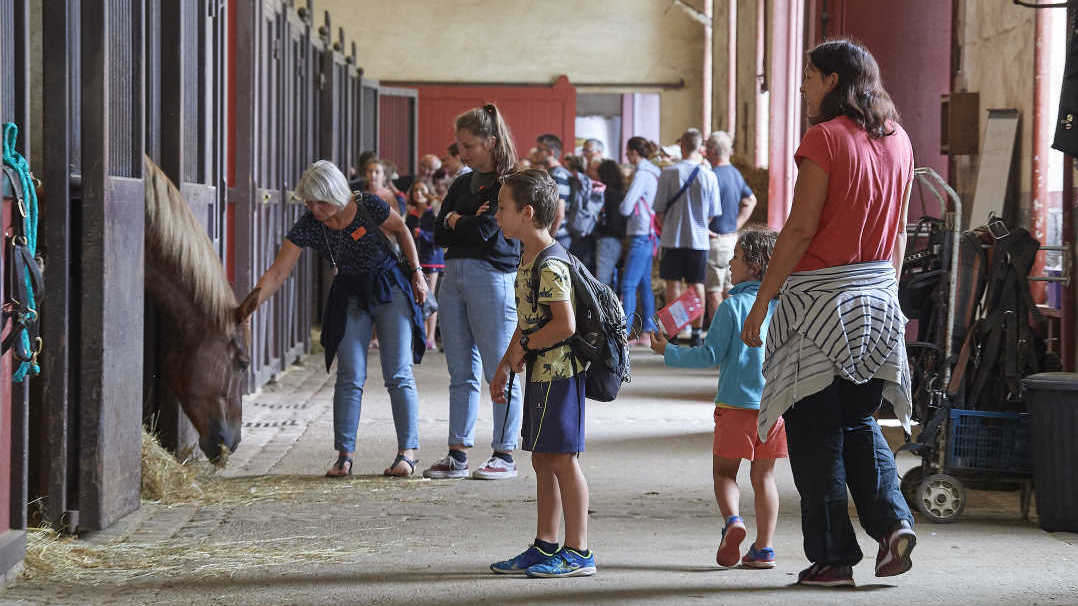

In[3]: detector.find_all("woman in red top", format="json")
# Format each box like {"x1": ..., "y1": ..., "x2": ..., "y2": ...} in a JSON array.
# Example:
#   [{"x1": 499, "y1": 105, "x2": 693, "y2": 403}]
[{"x1": 742, "y1": 39, "x2": 916, "y2": 587}]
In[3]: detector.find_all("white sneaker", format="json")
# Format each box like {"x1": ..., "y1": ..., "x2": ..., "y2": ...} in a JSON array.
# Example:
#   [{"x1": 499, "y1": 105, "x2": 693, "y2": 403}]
[
  {"x1": 472, "y1": 455, "x2": 518, "y2": 480},
  {"x1": 422, "y1": 454, "x2": 469, "y2": 479}
]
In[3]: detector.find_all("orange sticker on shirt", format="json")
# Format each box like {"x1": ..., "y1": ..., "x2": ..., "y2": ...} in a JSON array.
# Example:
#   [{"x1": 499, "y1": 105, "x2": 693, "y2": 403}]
[{"x1": 351, "y1": 226, "x2": 367, "y2": 240}]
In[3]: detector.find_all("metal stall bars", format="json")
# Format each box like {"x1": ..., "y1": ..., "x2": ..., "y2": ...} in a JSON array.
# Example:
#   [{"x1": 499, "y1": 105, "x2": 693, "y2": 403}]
[
  {"x1": 356, "y1": 60, "x2": 379, "y2": 161},
  {"x1": 231, "y1": 0, "x2": 316, "y2": 392},
  {"x1": 278, "y1": 1, "x2": 317, "y2": 368},
  {"x1": 316, "y1": 18, "x2": 360, "y2": 318},
  {"x1": 143, "y1": 0, "x2": 229, "y2": 454},
  {"x1": 40, "y1": 0, "x2": 147, "y2": 533}
]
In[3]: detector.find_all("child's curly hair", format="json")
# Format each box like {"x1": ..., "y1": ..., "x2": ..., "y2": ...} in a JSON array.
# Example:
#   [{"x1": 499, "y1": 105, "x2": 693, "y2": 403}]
[{"x1": 738, "y1": 228, "x2": 778, "y2": 281}]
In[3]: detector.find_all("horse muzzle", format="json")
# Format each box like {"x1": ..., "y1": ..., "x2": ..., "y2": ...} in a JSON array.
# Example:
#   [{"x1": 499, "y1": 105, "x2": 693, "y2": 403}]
[{"x1": 199, "y1": 420, "x2": 241, "y2": 462}]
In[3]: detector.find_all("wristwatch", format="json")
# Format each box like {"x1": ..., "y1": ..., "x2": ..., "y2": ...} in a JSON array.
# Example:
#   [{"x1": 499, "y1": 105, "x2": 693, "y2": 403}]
[
  {"x1": 519, "y1": 334, "x2": 533, "y2": 352},
  {"x1": 410, "y1": 265, "x2": 422, "y2": 275}
]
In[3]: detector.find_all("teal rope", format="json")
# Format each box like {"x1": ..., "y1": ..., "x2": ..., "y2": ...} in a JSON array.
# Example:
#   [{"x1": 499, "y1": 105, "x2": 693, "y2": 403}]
[{"x1": 2, "y1": 123, "x2": 40, "y2": 381}]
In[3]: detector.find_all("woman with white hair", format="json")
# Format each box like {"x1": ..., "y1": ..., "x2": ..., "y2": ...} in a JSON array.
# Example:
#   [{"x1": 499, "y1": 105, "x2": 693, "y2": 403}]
[{"x1": 250, "y1": 160, "x2": 429, "y2": 478}]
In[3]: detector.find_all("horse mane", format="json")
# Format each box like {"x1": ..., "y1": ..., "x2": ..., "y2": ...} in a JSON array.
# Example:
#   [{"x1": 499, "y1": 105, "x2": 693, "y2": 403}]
[{"x1": 143, "y1": 155, "x2": 237, "y2": 332}]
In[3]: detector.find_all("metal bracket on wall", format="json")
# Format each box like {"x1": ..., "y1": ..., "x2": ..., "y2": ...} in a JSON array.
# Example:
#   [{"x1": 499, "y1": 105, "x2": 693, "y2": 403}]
[{"x1": 1012, "y1": 0, "x2": 1073, "y2": 8}]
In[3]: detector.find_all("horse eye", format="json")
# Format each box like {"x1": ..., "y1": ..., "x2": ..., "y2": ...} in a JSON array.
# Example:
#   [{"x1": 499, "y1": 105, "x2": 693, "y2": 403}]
[{"x1": 235, "y1": 351, "x2": 250, "y2": 371}]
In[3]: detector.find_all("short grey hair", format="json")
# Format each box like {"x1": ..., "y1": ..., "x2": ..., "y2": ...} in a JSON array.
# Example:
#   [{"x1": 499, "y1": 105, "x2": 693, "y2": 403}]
[
  {"x1": 584, "y1": 138, "x2": 604, "y2": 153},
  {"x1": 679, "y1": 128, "x2": 703, "y2": 151},
  {"x1": 296, "y1": 160, "x2": 352, "y2": 208},
  {"x1": 707, "y1": 131, "x2": 733, "y2": 158}
]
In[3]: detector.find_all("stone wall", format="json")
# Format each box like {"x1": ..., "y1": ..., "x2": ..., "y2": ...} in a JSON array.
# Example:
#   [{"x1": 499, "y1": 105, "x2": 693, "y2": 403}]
[{"x1": 316, "y1": 0, "x2": 707, "y2": 146}]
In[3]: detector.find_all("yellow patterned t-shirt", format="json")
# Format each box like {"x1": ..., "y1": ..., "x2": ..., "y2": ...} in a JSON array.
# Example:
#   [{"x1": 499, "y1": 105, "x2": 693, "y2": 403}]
[{"x1": 515, "y1": 248, "x2": 580, "y2": 383}]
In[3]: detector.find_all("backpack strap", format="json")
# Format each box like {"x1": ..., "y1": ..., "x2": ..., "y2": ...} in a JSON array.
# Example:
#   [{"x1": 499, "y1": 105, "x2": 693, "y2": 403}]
[
  {"x1": 523, "y1": 241, "x2": 574, "y2": 356},
  {"x1": 664, "y1": 165, "x2": 702, "y2": 212}
]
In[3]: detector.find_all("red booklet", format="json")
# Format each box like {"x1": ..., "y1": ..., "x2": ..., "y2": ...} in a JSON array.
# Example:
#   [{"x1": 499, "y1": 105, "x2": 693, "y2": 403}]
[{"x1": 656, "y1": 288, "x2": 704, "y2": 338}]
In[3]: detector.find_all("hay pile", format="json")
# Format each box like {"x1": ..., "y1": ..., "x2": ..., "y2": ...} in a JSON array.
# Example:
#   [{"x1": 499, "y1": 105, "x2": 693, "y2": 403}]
[
  {"x1": 22, "y1": 527, "x2": 372, "y2": 583},
  {"x1": 140, "y1": 430, "x2": 208, "y2": 503}
]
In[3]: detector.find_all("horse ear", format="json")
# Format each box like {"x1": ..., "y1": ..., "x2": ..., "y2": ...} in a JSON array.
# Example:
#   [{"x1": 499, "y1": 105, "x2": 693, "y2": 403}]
[{"x1": 235, "y1": 288, "x2": 261, "y2": 324}]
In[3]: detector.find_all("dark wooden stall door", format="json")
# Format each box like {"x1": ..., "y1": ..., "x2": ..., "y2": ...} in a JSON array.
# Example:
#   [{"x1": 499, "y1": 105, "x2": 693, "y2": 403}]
[{"x1": 77, "y1": 0, "x2": 146, "y2": 531}]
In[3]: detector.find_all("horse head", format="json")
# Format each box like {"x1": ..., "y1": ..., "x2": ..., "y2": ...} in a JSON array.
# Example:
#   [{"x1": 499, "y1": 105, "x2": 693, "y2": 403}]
[
  {"x1": 159, "y1": 288, "x2": 260, "y2": 462},
  {"x1": 143, "y1": 154, "x2": 265, "y2": 464}
]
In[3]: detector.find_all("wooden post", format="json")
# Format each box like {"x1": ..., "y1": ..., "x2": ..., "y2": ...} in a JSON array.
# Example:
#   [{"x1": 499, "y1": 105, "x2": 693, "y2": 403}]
[{"x1": 77, "y1": 0, "x2": 145, "y2": 530}]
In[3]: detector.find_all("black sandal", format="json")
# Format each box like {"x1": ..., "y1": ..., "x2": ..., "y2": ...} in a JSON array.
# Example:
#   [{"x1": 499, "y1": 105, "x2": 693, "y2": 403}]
[
  {"x1": 383, "y1": 454, "x2": 417, "y2": 477},
  {"x1": 326, "y1": 454, "x2": 353, "y2": 477}
]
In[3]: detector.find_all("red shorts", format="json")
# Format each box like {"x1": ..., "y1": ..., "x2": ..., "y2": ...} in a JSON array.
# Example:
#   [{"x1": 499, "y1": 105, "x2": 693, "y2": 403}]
[{"x1": 712, "y1": 407, "x2": 788, "y2": 461}]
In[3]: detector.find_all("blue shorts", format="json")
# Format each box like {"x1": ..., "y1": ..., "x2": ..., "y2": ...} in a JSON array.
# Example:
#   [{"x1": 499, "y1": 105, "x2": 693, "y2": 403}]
[{"x1": 521, "y1": 373, "x2": 586, "y2": 453}]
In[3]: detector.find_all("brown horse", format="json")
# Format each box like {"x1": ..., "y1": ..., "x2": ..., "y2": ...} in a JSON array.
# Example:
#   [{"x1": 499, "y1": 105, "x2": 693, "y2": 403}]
[{"x1": 143, "y1": 156, "x2": 259, "y2": 461}]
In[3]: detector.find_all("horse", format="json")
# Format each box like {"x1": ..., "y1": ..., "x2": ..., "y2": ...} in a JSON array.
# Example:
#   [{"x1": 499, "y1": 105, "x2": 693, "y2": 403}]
[{"x1": 143, "y1": 156, "x2": 259, "y2": 462}]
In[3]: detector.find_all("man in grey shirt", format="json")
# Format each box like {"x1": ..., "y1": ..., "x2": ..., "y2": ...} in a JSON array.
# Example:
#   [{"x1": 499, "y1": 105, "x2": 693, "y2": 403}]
[{"x1": 654, "y1": 128, "x2": 721, "y2": 346}]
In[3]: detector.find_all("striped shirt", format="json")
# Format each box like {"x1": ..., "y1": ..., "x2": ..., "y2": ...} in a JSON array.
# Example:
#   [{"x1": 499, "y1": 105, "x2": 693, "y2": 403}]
[
  {"x1": 654, "y1": 160, "x2": 721, "y2": 250},
  {"x1": 757, "y1": 262, "x2": 912, "y2": 441}
]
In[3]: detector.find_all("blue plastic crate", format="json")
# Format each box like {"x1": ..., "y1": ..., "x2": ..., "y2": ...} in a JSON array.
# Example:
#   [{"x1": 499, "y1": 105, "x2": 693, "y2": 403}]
[{"x1": 947, "y1": 409, "x2": 1033, "y2": 474}]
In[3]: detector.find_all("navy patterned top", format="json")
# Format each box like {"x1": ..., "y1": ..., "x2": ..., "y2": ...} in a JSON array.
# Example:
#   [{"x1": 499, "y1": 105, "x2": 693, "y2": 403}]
[{"x1": 286, "y1": 193, "x2": 392, "y2": 276}]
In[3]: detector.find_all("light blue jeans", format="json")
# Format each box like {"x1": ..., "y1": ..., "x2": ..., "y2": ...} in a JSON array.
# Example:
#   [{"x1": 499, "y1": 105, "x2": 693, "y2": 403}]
[
  {"x1": 595, "y1": 236, "x2": 623, "y2": 290},
  {"x1": 333, "y1": 288, "x2": 419, "y2": 453},
  {"x1": 440, "y1": 258, "x2": 523, "y2": 452},
  {"x1": 621, "y1": 235, "x2": 658, "y2": 335}
]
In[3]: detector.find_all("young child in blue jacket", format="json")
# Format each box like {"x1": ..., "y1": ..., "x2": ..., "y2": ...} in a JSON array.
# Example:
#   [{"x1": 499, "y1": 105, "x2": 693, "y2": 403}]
[{"x1": 651, "y1": 229, "x2": 787, "y2": 569}]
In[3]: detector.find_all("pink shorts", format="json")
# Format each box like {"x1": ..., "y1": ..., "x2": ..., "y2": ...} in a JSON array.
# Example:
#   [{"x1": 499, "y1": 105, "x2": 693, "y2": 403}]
[{"x1": 712, "y1": 407, "x2": 788, "y2": 461}]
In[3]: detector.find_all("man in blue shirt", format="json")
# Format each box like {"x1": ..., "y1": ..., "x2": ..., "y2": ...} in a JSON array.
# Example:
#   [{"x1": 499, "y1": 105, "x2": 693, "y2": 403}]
[{"x1": 705, "y1": 131, "x2": 757, "y2": 321}]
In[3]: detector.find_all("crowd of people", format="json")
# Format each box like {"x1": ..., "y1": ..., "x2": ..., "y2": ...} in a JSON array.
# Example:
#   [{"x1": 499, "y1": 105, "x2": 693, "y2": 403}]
[{"x1": 244, "y1": 38, "x2": 917, "y2": 587}]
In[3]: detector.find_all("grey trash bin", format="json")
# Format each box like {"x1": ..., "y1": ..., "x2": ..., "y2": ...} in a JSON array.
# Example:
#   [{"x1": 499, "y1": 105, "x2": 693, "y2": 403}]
[{"x1": 1022, "y1": 372, "x2": 1078, "y2": 532}]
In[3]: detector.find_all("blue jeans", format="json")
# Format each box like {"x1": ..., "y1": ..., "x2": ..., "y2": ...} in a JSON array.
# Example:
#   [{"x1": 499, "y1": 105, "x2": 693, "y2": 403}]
[
  {"x1": 782, "y1": 377, "x2": 914, "y2": 566},
  {"x1": 621, "y1": 235, "x2": 657, "y2": 334},
  {"x1": 333, "y1": 288, "x2": 419, "y2": 453},
  {"x1": 595, "y1": 236, "x2": 622, "y2": 290},
  {"x1": 440, "y1": 258, "x2": 523, "y2": 452}
]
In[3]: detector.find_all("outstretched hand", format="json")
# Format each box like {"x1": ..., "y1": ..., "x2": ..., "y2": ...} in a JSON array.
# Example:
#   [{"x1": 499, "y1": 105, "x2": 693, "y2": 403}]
[{"x1": 649, "y1": 331, "x2": 668, "y2": 355}]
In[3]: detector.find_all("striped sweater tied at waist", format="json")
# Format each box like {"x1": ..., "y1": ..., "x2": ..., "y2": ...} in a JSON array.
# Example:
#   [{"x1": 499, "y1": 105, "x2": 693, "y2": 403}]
[{"x1": 757, "y1": 261, "x2": 912, "y2": 441}]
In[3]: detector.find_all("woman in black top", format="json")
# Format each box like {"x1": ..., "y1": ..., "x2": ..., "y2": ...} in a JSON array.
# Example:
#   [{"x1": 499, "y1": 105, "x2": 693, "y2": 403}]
[
  {"x1": 421, "y1": 104, "x2": 524, "y2": 480},
  {"x1": 251, "y1": 160, "x2": 428, "y2": 478},
  {"x1": 594, "y1": 159, "x2": 629, "y2": 290}
]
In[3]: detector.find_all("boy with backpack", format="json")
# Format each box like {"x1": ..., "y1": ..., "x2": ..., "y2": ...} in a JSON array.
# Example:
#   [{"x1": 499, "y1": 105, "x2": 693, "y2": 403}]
[
  {"x1": 489, "y1": 168, "x2": 597, "y2": 578},
  {"x1": 650, "y1": 229, "x2": 787, "y2": 569}
]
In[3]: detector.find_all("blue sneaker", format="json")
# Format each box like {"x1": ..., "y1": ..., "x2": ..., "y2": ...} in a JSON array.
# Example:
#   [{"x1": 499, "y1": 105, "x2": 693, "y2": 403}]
[
  {"x1": 491, "y1": 545, "x2": 558, "y2": 575},
  {"x1": 741, "y1": 543, "x2": 776, "y2": 569},
  {"x1": 525, "y1": 547, "x2": 597, "y2": 578},
  {"x1": 716, "y1": 515, "x2": 746, "y2": 567}
]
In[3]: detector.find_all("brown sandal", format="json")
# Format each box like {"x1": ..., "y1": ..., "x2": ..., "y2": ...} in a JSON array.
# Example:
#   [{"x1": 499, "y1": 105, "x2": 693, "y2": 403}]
[{"x1": 325, "y1": 454, "x2": 353, "y2": 477}]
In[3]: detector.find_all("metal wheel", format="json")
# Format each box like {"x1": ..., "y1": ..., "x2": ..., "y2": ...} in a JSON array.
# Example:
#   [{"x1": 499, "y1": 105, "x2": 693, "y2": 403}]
[
  {"x1": 916, "y1": 473, "x2": 966, "y2": 523},
  {"x1": 900, "y1": 465, "x2": 925, "y2": 508}
]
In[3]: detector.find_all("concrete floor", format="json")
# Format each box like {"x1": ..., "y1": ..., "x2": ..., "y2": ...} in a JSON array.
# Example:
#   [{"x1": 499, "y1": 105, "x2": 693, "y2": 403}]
[{"x1": 3, "y1": 346, "x2": 1076, "y2": 605}]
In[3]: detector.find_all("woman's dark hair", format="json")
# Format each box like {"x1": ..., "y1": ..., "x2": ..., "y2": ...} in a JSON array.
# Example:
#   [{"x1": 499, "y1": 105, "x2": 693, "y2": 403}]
[
  {"x1": 501, "y1": 168, "x2": 559, "y2": 229},
  {"x1": 596, "y1": 159, "x2": 626, "y2": 201},
  {"x1": 455, "y1": 104, "x2": 518, "y2": 176},
  {"x1": 807, "y1": 39, "x2": 899, "y2": 138},
  {"x1": 626, "y1": 136, "x2": 658, "y2": 158}
]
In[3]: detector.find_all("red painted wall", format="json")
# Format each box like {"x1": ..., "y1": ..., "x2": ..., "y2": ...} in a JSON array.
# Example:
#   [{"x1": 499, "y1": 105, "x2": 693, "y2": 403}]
[
  {"x1": 0, "y1": 199, "x2": 13, "y2": 528},
  {"x1": 378, "y1": 94, "x2": 414, "y2": 177},
  {"x1": 403, "y1": 76, "x2": 576, "y2": 164},
  {"x1": 809, "y1": 0, "x2": 952, "y2": 217}
]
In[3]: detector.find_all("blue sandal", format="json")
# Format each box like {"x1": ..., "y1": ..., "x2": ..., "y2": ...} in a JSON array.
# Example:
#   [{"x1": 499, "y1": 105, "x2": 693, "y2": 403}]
[{"x1": 384, "y1": 454, "x2": 417, "y2": 477}]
